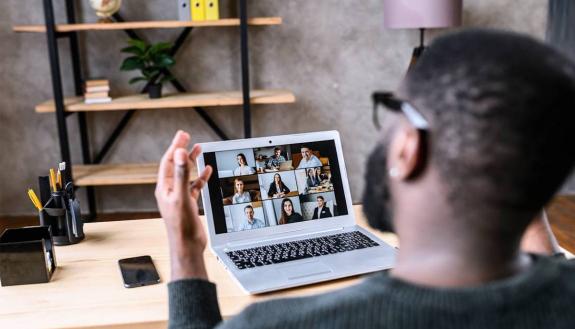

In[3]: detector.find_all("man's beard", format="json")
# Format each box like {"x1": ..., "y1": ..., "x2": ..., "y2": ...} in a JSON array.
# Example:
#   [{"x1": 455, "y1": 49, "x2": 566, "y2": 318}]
[{"x1": 362, "y1": 143, "x2": 395, "y2": 232}]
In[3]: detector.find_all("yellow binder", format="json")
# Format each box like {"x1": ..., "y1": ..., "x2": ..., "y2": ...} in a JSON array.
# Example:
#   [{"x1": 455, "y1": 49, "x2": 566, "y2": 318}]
[
  {"x1": 205, "y1": 0, "x2": 219, "y2": 20},
  {"x1": 191, "y1": 0, "x2": 205, "y2": 21}
]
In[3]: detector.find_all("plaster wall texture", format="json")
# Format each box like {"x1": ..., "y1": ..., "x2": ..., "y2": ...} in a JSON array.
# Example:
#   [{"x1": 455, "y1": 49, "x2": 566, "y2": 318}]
[{"x1": 1, "y1": 0, "x2": 569, "y2": 216}]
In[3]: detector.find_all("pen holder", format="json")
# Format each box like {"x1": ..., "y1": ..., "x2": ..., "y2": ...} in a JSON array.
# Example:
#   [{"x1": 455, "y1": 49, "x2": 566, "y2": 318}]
[
  {"x1": 40, "y1": 191, "x2": 84, "y2": 246},
  {"x1": 0, "y1": 226, "x2": 57, "y2": 286}
]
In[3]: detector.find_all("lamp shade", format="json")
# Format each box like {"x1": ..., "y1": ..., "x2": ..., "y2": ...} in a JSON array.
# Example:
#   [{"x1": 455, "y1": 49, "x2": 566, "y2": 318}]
[{"x1": 383, "y1": 0, "x2": 462, "y2": 29}]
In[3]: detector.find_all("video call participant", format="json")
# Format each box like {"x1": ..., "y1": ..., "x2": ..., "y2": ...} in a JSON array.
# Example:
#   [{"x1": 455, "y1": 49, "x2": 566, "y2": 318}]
[
  {"x1": 312, "y1": 196, "x2": 332, "y2": 219},
  {"x1": 317, "y1": 167, "x2": 329, "y2": 182},
  {"x1": 233, "y1": 153, "x2": 255, "y2": 176},
  {"x1": 297, "y1": 146, "x2": 322, "y2": 169},
  {"x1": 232, "y1": 178, "x2": 251, "y2": 204},
  {"x1": 278, "y1": 198, "x2": 304, "y2": 225},
  {"x1": 306, "y1": 168, "x2": 321, "y2": 188},
  {"x1": 255, "y1": 155, "x2": 266, "y2": 173},
  {"x1": 238, "y1": 205, "x2": 265, "y2": 231},
  {"x1": 267, "y1": 147, "x2": 286, "y2": 170},
  {"x1": 267, "y1": 173, "x2": 290, "y2": 198}
]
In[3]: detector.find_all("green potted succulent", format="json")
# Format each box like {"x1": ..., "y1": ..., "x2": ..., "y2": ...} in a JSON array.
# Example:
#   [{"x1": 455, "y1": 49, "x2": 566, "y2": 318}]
[{"x1": 120, "y1": 38, "x2": 175, "y2": 99}]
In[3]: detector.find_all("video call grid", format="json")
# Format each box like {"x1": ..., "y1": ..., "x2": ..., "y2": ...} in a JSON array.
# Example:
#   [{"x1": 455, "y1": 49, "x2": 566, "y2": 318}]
[{"x1": 215, "y1": 144, "x2": 336, "y2": 232}]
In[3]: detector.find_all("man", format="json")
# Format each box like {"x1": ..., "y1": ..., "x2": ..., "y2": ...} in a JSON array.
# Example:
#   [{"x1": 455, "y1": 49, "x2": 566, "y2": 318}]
[
  {"x1": 156, "y1": 29, "x2": 575, "y2": 329},
  {"x1": 296, "y1": 146, "x2": 322, "y2": 169},
  {"x1": 267, "y1": 147, "x2": 286, "y2": 170},
  {"x1": 237, "y1": 205, "x2": 265, "y2": 231},
  {"x1": 312, "y1": 196, "x2": 333, "y2": 219}
]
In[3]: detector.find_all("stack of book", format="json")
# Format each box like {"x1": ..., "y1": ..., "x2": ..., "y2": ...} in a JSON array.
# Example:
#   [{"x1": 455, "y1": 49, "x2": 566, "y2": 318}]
[{"x1": 84, "y1": 80, "x2": 111, "y2": 104}]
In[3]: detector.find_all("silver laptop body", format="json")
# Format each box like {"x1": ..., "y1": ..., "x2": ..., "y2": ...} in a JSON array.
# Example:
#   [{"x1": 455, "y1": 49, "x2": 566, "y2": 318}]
[{"x1": 197, "y1": 131, "x2": 396, "y2": 294}]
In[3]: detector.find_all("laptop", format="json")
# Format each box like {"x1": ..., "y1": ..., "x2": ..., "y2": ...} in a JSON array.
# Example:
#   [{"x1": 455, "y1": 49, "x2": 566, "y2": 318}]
[
  {"x1": 279, "y1": 160, "x2": 293, "y2": 171},
  {"x1": 197, "y1": 131, "x2": 396, "y2": 294}
]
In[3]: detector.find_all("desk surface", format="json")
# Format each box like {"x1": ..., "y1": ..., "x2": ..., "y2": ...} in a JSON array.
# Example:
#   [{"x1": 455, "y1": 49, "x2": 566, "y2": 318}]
[{"x1": 0, "y1": 205, "x2": 398, "y2": 329}]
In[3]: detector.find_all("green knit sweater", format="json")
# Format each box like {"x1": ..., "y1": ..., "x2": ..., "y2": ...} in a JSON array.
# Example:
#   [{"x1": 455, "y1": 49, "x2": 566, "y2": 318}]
[{"x1": 168, "y1": 255, "x2": 575, "y2": 329}]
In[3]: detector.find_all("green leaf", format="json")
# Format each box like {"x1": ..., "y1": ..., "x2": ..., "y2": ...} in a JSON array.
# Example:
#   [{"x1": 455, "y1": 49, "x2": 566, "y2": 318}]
[
  {"x1": 121, "y1": 45, "x2": 144, "y2": 56},
  {"x1": 129, "y1": 77, "x2": 148, "y2": 84},
  {"x1": 120, "y1": 57, "x2": 145, "y2": 71},
  {"x1": 150, "y1": 42, "x2": 172, "y2": 55},
  {"x1": 128, "y1": 38, "x2": 147, "y2": 52},
  {"x1": 142, "y1": 65, "x2": 159, "y2": 74},
  {"x1": 154, "y1": 55, "x2": 175, "y2": 68}
]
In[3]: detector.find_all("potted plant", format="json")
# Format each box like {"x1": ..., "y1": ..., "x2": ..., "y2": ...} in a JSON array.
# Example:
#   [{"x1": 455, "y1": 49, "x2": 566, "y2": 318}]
[{"x1": 120, "y1": 38, "x2": 175, "y2": 99}]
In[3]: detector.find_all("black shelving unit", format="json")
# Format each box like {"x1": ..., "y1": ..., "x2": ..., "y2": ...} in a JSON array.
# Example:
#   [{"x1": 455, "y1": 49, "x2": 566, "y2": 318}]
[{"x1": 40, "y1": 0, "x2": 255, "y2": 220}]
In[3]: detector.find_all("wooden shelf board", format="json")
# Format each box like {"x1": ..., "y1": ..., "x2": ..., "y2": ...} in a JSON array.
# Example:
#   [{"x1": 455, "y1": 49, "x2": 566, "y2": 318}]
[
  {"x1": 13, "y1": 17, "x2": 281, "y2": 33},
  {"x1": 36, "y1": 89, "x2": 295, "y2": 113},
  {"x1": 73, "y1": 163, "x2": 198, "y2": 186}
]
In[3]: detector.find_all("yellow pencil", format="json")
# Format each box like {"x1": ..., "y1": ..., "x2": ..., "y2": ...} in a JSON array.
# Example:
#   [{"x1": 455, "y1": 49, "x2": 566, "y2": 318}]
[
  {"x1": 49, "y1": 168, "x2": 57, "y2": 192},
  {"x1": 27, "y1": 189, "x2": 42, "y2": 211}
]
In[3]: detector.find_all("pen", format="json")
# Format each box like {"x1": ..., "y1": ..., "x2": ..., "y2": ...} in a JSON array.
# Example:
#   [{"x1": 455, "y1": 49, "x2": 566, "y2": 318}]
[
  {"x1": 27, "y1": 189, "x2": 42, "y2": 211},
  {"x1": 56, "y1": 170, "x2": 62, "y2": 190},
  {"x1": 49, "y1": 168, "x2": 57, "y2": 192},
  {"x1": 59, "y1": 162, "x2": 66, "y2": 186}
]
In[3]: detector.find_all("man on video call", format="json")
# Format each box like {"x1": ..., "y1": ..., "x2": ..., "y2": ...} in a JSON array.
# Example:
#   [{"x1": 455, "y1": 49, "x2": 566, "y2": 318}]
[
  {"x1": 155, "y1": 29, "x2": 575, "y2": 328},
  {"x1": 297, "y1": 146, "x2": 322, "y2": 169},
  {"x1": 237, "y1": 205, "x2": 265, "y2": 231},
  {"x1": 267, "y1": 147, "x2": 286, "y2": 170},
  {"x1": 312, "y1": 196, "x2": 333, "y2": 219}
]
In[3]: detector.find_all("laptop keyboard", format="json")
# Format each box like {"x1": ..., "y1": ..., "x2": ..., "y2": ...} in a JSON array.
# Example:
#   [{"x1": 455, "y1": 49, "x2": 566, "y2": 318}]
[{"x1": 225, "y1": 231, "x2": 379, "y2": 270}]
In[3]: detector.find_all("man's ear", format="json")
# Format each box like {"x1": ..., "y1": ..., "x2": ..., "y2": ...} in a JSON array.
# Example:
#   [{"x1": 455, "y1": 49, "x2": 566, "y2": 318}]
[{"x1": 388, "y1": 124, "x2": 427, "y2": 180}]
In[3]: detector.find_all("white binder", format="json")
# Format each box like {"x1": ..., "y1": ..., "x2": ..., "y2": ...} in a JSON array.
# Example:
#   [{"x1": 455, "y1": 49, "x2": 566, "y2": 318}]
[{"x1": 178, "y1": 0, "x2": 191, "y2": 21}]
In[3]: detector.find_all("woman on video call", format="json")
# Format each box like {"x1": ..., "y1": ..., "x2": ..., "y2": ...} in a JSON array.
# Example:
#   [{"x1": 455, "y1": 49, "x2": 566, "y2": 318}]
[
  {"x1": 317, "y1": 167, "x2": 329, "y2": 182},
  {"x1": 278, "y1": 198, "x2": 303, "y2": 225},
  {"x1": 233, "y1": 153, "x2": 255, "y2": 176},
  {"x1": 232, "y1": 178, "x2": 251, "y2": 204},
  {"x1": 306, "y1": 168, "x2": 321, "y2": 188},
  {"x1": 267, "y1": 173, "x2": 291, "y2": 198}
]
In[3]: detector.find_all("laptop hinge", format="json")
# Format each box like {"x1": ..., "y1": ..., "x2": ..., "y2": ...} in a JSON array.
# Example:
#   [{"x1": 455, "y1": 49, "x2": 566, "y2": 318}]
[{"x1": 223, "y1": 226, "x2": 346, "y2": 251}]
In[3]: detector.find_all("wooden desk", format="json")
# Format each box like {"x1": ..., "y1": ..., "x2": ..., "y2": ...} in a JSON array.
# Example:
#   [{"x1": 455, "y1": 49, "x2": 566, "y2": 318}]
[{"x1": 0, "y1": 205, "x2": 398, "y2": 329}]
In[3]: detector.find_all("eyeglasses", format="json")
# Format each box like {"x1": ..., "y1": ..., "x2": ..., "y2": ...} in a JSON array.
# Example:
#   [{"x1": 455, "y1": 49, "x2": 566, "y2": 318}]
[
  {"x1": 371, "y1": 92, "x2": 429, "y2": 177},
  {"x1": 371, "y1": 92, "x2": 429, "y2": 131}
]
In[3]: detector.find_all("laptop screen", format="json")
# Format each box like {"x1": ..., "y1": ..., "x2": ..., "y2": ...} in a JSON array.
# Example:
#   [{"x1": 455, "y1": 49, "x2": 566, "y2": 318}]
[{"x1": 203, "y1": 139, "x2": 349, "y2": 234}]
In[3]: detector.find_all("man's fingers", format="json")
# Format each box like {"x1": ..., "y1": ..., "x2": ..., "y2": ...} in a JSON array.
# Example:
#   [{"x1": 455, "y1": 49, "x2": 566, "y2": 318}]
[
  {"x1": 173, "y1": 148, "x2": 190, "y2": 199},
  {"x1": 190, "y1": 165, "x2": 212, "y2": 200},
  {"x1": 158, "y1": 131, "x2": 190, "y2": 191},
  {"x1": 188, "y1": 144, "x2": 202, "y2": 163}
]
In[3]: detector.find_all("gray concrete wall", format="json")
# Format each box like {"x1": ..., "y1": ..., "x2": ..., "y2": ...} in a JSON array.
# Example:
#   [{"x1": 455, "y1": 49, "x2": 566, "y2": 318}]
[{"x1": 1, "y1": 0, "x2": 570, "y2": 216}]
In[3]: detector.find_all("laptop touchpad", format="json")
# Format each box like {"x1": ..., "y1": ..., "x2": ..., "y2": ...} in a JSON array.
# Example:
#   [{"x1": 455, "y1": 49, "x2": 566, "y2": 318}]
[{"x1": 280, "y1": 261, "x2": 333, "y2": 280}]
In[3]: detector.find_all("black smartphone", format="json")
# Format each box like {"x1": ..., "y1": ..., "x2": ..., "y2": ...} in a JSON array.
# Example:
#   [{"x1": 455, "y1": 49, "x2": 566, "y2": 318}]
[{"x1": 118, "y1": 255, "x2": 161, "y2": 288}]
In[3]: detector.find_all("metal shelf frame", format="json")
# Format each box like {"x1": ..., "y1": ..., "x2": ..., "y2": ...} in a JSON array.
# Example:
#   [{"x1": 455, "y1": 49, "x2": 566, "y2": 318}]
[{"x1": 41, "y1": 0, "x2": 253, "y2": 220}]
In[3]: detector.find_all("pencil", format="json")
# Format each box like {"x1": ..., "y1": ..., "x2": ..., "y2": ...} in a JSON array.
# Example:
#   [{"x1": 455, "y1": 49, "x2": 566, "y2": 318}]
[
  {"x1": 27, "y1": 189, "x2": 42, "y2": 211},
  {"x1": 49, "y1": 168, "x2": 57, "y2": 192}
]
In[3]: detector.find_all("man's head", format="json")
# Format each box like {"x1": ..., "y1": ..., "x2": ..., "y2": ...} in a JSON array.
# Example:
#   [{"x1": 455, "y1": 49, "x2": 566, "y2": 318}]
[
  {"x1": 364, "y1": 29, "x2": 575, "y2": 237},
  {"x1": 274, "y1": 147, "x2": 282, "y2": 157},
  {"x1": 317, "y1": 196, "x2": 325, "y2": 207},
  {"x1": 244, "y1": 205, "x2": 254, "y2": 222},
  {"x1": 301, "y1": 146, "x2": 312, "y2": 160}
]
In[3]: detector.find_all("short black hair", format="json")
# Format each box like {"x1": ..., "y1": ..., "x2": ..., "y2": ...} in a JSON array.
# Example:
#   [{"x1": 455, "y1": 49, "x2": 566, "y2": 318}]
[
  {"x1": 244, "y1": 205, "x2": 253, "y2": 211},
  {"x1": 317, "y1": 196, "x2": 325, "y2": 201},
  {"x1": 404, "y1": 29, "x2": 575, "y2": 227}
]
